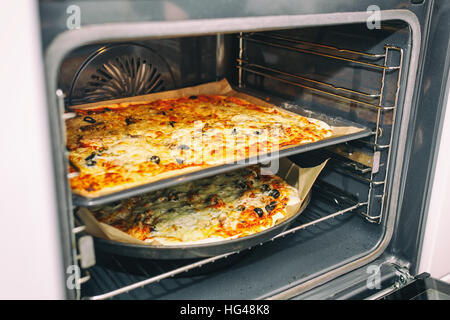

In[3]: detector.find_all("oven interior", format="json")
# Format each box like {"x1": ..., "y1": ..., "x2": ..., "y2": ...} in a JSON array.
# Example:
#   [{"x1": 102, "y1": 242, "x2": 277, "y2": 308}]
[{"x1": 59, "y1": 21, "x2": 411, "y2": 299}]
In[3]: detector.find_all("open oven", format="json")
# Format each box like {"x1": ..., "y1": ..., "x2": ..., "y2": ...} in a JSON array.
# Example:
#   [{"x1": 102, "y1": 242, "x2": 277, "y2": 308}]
[{"x1": 2, "y1": 0, "x2": 449, "y2": 301}]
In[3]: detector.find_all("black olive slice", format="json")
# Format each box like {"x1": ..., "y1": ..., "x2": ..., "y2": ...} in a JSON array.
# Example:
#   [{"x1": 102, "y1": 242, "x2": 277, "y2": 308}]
[
  {"x1": 254, "y1": 208, "x2": 264, "y2": 217},
  {"x1": 83, "y1": 116, "x2": 96, "y2": 124},
  {"x1": 269, "y1": 189, "x2": 280, "y2": 199},
  {"x1": 265, "y1": 201, "x2": 277, "y2": 213},
  {"x1": 84, "y1": 152, "x2": 96, "y2": 161},
  {"x1": 150, "y1": 155, "x2": 160, "y2": 165}
]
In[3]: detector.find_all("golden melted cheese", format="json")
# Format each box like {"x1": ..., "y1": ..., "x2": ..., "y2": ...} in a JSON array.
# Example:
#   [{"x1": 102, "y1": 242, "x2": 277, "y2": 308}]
[
  {"x1": 66, "y1": 95, "x2": 331, "y2": 197},
  {"x1": 89, "y1": 165, "x2": 299, "y2": 245}
]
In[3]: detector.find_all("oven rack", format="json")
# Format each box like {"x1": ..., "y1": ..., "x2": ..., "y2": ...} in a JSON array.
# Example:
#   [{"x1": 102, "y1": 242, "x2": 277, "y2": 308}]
[
  {"x1": 237, "y1": 32, "x2": 401, "y2": 110},
  {"x1": 81, "y1": 181, "x2": 366, "y2": 300},
  {"x1": 237, "y1": 32, "x2": 404, "y2": 224}
]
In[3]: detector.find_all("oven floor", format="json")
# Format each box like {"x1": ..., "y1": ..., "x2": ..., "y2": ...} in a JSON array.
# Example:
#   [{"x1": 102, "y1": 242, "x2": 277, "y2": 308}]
[{"x1": 81, "y1": 196, "x2": 381, "y2": 300}]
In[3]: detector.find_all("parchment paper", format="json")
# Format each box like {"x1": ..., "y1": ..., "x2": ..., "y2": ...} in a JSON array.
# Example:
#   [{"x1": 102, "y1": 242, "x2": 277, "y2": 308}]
[{"x1": 77, "y1": 158, "x2": 328, "y2": 246}]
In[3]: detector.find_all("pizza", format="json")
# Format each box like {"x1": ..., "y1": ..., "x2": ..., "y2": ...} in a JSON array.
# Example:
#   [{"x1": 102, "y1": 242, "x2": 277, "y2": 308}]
[
  {"x1": 66, "y1": 94, "x2": 332, "y2": 198},
  {"x1": 86, "y1": 165, "x2": 300, "y2": 245}
]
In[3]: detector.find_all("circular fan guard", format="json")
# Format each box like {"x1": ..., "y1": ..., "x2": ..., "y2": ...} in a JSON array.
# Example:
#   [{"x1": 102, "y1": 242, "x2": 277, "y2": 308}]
[{"x1": 68, "y1": 43, "x2": 176, "y2": 106}]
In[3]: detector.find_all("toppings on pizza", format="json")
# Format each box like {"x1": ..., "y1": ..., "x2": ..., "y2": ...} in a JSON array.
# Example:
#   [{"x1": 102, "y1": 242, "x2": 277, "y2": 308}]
[
  {"x1": 88, "y1": 165, "x2": 299, "y2": 245},
  {"x1": 66, "y1": 94, "x2": 332, "y2": 197}
]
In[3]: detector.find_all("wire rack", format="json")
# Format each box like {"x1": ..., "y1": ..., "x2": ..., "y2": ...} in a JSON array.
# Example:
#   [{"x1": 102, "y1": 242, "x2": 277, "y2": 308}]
[
  {"x1": 237, "y1": 31, "x2": 403, "y2": 224},
  {"x1": 64, "y1": 31, "x2": 404, "y2": 299},
  {"x1": 81, "y1": 181, "x2": 366, "y2": 300}
]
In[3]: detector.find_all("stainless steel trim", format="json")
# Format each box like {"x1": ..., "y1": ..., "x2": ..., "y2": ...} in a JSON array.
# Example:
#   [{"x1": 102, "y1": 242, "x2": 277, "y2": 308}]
[
  {"x1": 365, "y1": 266, "x2": 413, "y2": 300},
  {"x1": 364, "y1": 284, "x2": 401, "y2": 300}
]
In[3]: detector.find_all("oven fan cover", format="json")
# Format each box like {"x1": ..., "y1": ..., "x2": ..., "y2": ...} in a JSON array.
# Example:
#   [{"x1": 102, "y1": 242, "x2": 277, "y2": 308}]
[{"x1": 67, "y1": 43, "x2": 176, "y2": 107}]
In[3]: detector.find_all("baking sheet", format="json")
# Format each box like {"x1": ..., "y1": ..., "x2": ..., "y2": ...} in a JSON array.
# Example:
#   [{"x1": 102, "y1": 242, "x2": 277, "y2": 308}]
[
  {"x1": 77, "y1": 158, "x2": 327, "y2": 259},
  {"x1": 69, "y1": 79, "x2": 369, "y2": 206}
]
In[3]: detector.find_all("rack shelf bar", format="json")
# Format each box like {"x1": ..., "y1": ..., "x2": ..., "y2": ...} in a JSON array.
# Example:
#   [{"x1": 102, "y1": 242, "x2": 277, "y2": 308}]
[
  {"x1": 237, "y1": 65, "x2": 395, "y2": 111},
  {"x1": 273, "y1": 201, "x2": 367, "y2": 239},
  {"x1": 86, "y1": 251, "x2": 239, "y2": 300},
  {"x1": 256, "y1": 33, "x2": 387, "y2": 59},
  {"x1": 239, "y1": 35, "x2": 400, "y2": 71},
  {"x1": 237, "y1": 59, "x2": 381, "y2": 99}
]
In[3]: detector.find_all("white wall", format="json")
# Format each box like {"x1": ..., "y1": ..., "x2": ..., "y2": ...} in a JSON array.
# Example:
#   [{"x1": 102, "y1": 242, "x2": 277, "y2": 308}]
[
  {"x1": 418, "y1": 72, "x2": 450, "y2": 283},
  {"x1": 0, "y1": 1, "x2": 65, "y2": 299}
]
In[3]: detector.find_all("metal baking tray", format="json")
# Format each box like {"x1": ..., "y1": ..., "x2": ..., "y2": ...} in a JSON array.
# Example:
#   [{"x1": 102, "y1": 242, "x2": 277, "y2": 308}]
[
  {"x1": 72, "y1": 91, "x2": 371, "y2": 207},
  {"x1": 92, "y1": 191, "x2": 311, "y2": 260}
]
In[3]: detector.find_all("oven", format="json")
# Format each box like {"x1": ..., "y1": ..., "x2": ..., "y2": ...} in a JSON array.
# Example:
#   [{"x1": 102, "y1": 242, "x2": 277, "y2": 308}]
[{"x1": 1, "y1": 0, "x2": 450, "y2": 301}]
